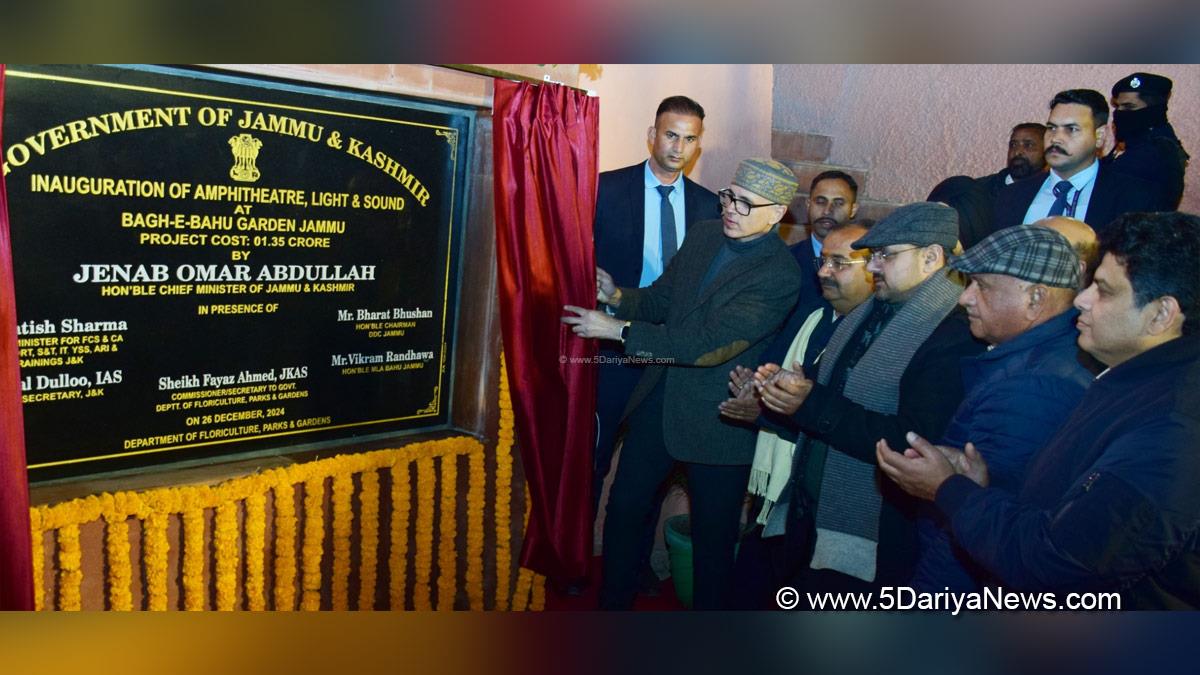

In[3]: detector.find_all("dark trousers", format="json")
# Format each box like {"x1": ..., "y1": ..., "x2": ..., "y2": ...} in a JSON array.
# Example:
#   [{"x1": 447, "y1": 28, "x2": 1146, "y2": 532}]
[
  {"x1": 600, "y1": 381, "x2": 750, "y2": 610},
  {"x1": 594, "y1": 354, "x2": 643, "y2": 512}
]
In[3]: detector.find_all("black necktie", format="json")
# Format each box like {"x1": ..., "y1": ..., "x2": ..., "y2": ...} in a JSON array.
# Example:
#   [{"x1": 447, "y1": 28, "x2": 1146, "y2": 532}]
[
  {"x1": 656, "y1": 185, "x2": 677, "y2": 269},
  {"x1": 1047, "y1": 180, "x2": 1074, "y2": 217}
]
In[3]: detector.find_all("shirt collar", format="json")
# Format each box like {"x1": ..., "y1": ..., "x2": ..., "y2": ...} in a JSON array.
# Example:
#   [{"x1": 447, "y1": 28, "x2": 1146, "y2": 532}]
[
  {"x1": 644, "y1": 160, "x2": 685, "y2": 190},
  {"x1": 1049, "y1": 159, "x2": 1099, "y2": 191}
]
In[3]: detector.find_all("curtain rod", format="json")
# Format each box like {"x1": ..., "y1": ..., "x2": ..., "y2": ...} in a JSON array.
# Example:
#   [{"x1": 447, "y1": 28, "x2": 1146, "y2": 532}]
[{"x1": 438, "y1": 64, "x2": 591, "y2": 93}]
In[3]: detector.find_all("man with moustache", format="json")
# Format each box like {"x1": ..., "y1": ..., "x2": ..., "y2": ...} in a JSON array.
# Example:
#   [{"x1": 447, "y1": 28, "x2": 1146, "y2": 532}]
[
  {"x1": 909, "y1": 224, "x2": 1093, "y2": 592},
  {"x1": 564, "y1": 158, "x2": 802, "y2": 609},
  {"x1": 1104, "y1": 72, "x2": 1189, "y2": 209},
  {"x1": 992, "y1": 89, "x2": 1168, "y2": 235},
  {"x1": 751, "y1": 202, "x2": 984, "y2": 594},
  {"x1": 878, "y1": 212, "x2": 1200, "y2": 608},
  {"x1": 790, "y1": 171, "x2": 860, "y2": 310},
  {"x1": 720, "y1": 223, "x2": 877, "y2": 607}
]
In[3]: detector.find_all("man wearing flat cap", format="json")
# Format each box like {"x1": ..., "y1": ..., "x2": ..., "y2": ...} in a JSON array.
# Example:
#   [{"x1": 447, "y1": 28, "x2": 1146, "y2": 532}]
[
  {"x1": 564, "y1": 158, "x2": 803, "y2": 609},
  {"x1": 751, "y1": 202, "x2": 984, "y2": 595},
  {"x1": 1105, "y1": 72, "x2": 1190, "y2": 209},
  {"x1": 877, "y1": 212, "x2": 1200, "y2": 609},
  {"x1": 906, "y1": 225, "x2": 1094, "y2": 593}
]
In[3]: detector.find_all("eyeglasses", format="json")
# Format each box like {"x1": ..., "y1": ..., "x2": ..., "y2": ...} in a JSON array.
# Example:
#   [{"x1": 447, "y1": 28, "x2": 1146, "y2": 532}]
[
  {"x1": 814, "y1": 257, "x2": 868, "y2": 272},
  {"x1": 869, "y1": 246, "x2": 921, "y2": 263},
  {"x1": 719, "y1": 189, "x2": 778, "y2": 216}
]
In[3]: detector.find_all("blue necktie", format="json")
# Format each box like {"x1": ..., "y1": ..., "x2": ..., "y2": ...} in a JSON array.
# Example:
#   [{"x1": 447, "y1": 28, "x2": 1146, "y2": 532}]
[
  {"x1": 1047, "y1": 180, "x2": 1074, "y2": 217},
  {"x1": 656, "y1": 185, "x2": 677, "y2": 269}
]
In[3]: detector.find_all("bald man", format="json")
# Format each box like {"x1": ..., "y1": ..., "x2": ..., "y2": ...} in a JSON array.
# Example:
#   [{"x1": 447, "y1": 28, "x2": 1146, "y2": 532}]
[{"x1": 1035, "y1": 216, "x2": 1098, "y2": 288}]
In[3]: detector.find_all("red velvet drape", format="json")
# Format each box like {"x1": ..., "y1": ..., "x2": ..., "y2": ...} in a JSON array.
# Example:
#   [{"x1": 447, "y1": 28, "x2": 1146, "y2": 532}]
[
  {"x1": 0, "y1": 64, "x2": 35, "y2": 610},
  {"x1": 493, "y1": 79, "x2": 598, "y2": 582}
]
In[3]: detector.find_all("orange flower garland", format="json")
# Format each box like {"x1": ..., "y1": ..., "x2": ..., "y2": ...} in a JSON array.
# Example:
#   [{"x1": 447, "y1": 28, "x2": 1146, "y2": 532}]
[
  {"x1": 495, "y1": 352, "x2": 515, "y2": 611},
  {"x1": 413, "y1": 456, "x2": 436, "y2": 611},
  {"x1": 465, "y1": 450, "x2": 485, "y2": 610},
  {"x1": 30, "y1": 435, "x2": 499, "y2": 612},
  {"x1": 437, "y1": 454, "x2": 458, "y2": 611},
  {"x1": 358, "y1": 469, "x2": 380, "y2": 611},
  {"x1": 143, "y1": 510, "x2": 170, "y2": 611},
  {"x1": 30, "y1": 509, "x2": 44, "y2": 611},
  {"x1": 389, "y1": 462, "x2": 411, "y2": 610},
  {"x1": 181, "y1": 495, "x2": 206, "y2": 611},
  {"x1": 244, "y1": 492, "x2": 267, "y2": 611},
  {"x1": 301, "y1": 476, "x2": 325, "y2": 611},
  {"x1": 104, "y1": 507, "x2": 134, "y2": 611},
  {"x1": 273, "y1": 477, "x2": 298, "y2": 611},
  {"x1": 331, "y1": 473, "x2": 353, "y2": 610},
  {"x1": 214, "y1": 501, "x2": 239, "y2": 610},
  {"x1": 57, "y1": 523, "x2": 82, "y2": 611}
]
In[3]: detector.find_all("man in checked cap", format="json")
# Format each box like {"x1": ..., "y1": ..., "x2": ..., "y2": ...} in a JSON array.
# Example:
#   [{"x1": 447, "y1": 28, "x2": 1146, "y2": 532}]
[
  {"x1": 904, "y1": 224, "x2": 1095, "y2": 592},
  {"x1": 877, "y1": 212, "x2": 1200, "y2": 608}
]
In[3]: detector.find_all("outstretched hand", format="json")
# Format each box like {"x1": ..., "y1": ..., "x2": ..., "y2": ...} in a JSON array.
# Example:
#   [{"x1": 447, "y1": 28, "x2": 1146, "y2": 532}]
[{"x1": 562, "y1": 305, "x2": 623, "y2": 341}]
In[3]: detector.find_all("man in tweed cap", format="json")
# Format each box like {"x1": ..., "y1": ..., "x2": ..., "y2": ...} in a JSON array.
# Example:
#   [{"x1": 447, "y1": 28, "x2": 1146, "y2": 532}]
[
  {"x1": 565, "y1": 158, "x2": 803, "y2": 608},
  {"x1": 900, "y1": 224, "x2": 1095, "y2": 592},
  {"x1": 749, "y1": 201, "x2": 984, "y2": 596}
]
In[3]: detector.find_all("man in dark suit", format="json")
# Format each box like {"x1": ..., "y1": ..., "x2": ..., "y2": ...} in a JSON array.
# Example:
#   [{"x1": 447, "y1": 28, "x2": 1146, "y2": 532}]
[
  {"x1": 591, "y1": 96, "x2": 719, "y2": 522},
  {"x1": 992, "y1": 89, "x2": 1169, "y2": 237},
  {"x1": 564, "y1": 158, "x2": 804, "y2": 609},
  {"x1": 789, "y1": 171, "x2": 859, "y2": 310}
]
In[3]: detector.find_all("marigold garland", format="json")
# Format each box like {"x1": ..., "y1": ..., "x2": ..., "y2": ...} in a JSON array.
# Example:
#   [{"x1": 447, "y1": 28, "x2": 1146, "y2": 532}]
[
  {"x1": 273, "y1": 478, "x2": 298, "y2": 611},
  {"x1": 389, "y1": 463, "x2": 411, "y2": 610},
  {"x1": 243, "y1": 492, "x2": 266, "y2": 611},
  {"x1": 301, "y1": 477, "x2": 325, "y2": 611},
  {"x1": 437, "y1": 454, "x2": 458, "y2": 611},
  {"x1": 104, "y1": 506, "x2": 134, "y2": 611},
  {"x1": 214, "y1": 501, "x2": 239, "y2": 611},
  {"x1": 57, "y1": 523, "x2": 83, "y2": 611},
  {"x1": 465, "y1": 451, "x2": 485, "y2": 610},
  {"x1": 413, "y1": 456, "x2": 436, "y2": 611},
  {"x1": 30, "y1": 509, "x2": 44, "y2": 611},
  {"x1": 143, "y1": 510, "x2": 170, "y2": 611},
  {"x1": 358, "y1": 469, "x2": 380, "y2": 611},
  {"x1": 331, "y1": 473, "x2": 353, "y2": 610},
  {"x1": 181, "y1": 498, "x2": 206, "y2": 611},
  {"x1": 495, "y1": 352, "x2": 515, "y2": 611},
  {"x1": 30, "y1": 436, "x2": 495, "y2": 612}
]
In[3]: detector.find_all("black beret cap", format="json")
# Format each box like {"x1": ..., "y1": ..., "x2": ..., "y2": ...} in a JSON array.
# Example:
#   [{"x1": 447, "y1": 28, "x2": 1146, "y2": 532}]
[{"x1": 1112, "y1": 72, "x2": 1172, "y2": 98}]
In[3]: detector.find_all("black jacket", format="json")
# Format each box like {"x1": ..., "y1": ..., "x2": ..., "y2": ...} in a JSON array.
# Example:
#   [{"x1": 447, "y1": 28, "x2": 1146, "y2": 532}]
[
  {"x1": 937, "y1": 336, "x2": 1200, "y2": 608},
  {"x1": 790, "y1": 307, "x2": 986, "y2": 584},
  {"x1": 616, "y1": 220, "x2": 802, "y2": 465},
  {"x1": 991, "y1": 162, "x2": 1170, "y2": 236}
]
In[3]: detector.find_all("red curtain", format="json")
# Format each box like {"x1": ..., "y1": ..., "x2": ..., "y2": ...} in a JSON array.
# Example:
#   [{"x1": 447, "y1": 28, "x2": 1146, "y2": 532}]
[
  {"x1": 493, "y1": 79, "x2": 598, "y2": 582},
  {"x1": 0, "y1": 64, "x2": 34, "y2": 610}
]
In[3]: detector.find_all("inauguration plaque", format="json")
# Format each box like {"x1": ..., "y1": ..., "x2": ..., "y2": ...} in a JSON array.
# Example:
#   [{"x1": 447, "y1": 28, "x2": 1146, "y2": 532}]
[{"x1": 3, "y1": 65, "x2": 473, "y2": 480}]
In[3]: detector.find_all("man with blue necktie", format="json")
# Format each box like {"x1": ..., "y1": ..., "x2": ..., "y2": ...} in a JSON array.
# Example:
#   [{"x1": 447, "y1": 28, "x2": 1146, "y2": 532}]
[
  {"x1": 992, "y1": 89, "x2": 1169, "y2": 236},
  {"x1": 588, "y1": 96, "x2": 719, "y2": 593}
]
